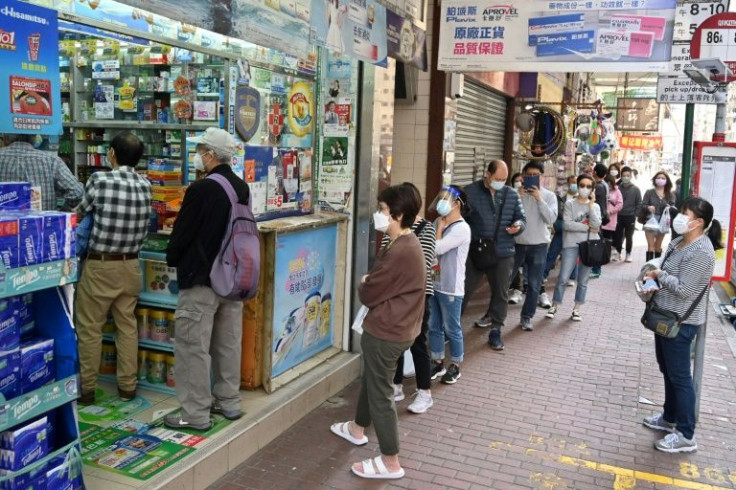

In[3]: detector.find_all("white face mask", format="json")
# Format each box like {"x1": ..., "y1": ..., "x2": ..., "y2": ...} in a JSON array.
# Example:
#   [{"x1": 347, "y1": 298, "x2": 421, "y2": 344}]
[
  {"x1": 610, "y1": 170, "x2": 619, "y2": 177},
  {"x1": 578, "y1": 187, "x2": 592, "y2": 198},
  {"x1": 373, "y1": 211, "x2": 390, "y2": 232},
  {"x1": 193, "y1": 152, "x2": 206, "y2": 172},
  {"x1": 436, "y1": 199, "x2": 453, "y2": 216},
  {"x1": 513, "y1": 181, "x2": 522, "y2": 190},
  {"x1": 672, "y1": 214, "x2": 695, "y2": 235},
  {"x1": 490, "y1": 181, "x2": 505, "y2": 191}
]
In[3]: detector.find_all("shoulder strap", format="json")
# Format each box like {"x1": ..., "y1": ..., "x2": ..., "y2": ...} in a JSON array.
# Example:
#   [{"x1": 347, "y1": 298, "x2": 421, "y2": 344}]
[
  {"x1": 681, "y1": 284, "x2": 710, "y2": 322},
  {"x1": 492, "y1": 186, "x2": 509, "y2": 241},
  {"x1": 413, "y1": 219, "x2": 428, "y2": 237},
  {"x1": 207, "y1": 173, "x2": 238, "y2": 207}
]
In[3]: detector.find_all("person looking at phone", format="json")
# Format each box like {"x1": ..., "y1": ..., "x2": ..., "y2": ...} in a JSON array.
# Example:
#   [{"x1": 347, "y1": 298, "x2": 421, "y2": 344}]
[
  {"x1": 462, "y1": 159, "x2": 526, "y2": 351},
  {"x1": 545, "y1": 174, "x2": 601, "y2": 322},
  {"x1": 509, "y1": 161, "x2": 557, "y2": 332}
]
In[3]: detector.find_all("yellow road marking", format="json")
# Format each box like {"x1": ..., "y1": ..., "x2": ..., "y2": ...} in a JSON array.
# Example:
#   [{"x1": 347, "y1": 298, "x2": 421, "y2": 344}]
[{"x1": 491, "y1": 441, "x2": 732, "y2": 490}]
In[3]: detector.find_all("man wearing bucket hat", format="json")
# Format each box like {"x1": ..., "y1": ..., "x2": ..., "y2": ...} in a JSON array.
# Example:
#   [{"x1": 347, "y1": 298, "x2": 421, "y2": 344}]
[{"x1": 165, "y1": 127, "x2": 251, "y2": 430}]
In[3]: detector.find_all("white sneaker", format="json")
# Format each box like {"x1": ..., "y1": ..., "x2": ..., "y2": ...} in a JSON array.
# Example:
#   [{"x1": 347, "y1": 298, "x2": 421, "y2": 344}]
[
  {"x1": 508, "y1": 289, "x2": 523, "y2": 304},
  {"x1": 611, "y1": 251, "x2": 619, "y2": 262},
  {"x1": 625, "y1": 254, "x2": 633, "y2": 263},
  {"x1": 545, "y1": 305, "x2": 557, "y2": 319},
  {"x1": 538, "y1": 292, "x2": 552, "y2": 308},
  {"x1": 567, "y1": 280, "x2": 576, "y2": 288},
  {"x1": 407, "y1": 390, "x2": 433, "y2": 414},
  {"x1": 393, "y1": 384, "x2": 404, "y2": 402}
]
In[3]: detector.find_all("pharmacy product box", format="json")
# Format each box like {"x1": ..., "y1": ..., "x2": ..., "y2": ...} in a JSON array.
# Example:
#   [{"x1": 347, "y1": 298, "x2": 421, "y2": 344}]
[
  {"x1": 11, "y1": 295, "x2": 33, "y2": 340},
  {"x1": 19, "y1": 339, "x2": 54, "y2": 394},
  {"x1": 0, "y1": 462, "x2": 46, "y2": 489},
  {"x1": 0, "y1": 183, "x2": 30, "y2": 212},
  {"x1": 0, "y1": 417, "x2": 48, "y2": 471},
  {"x1": 0, "y1": 349, "x2": 20, "y2": 400},
  {"x1": 41, "y1": 212, "x2": 76, "y2": 263},
  {"x1": 17, "y1": 215, "x2": 44, "y2": 267},
  {"x1": 46, "y1": 454, "x2": 79, "y2": 490},
  {"x1": 0, "y1": 218, "x2": 19, "y2": 270}
]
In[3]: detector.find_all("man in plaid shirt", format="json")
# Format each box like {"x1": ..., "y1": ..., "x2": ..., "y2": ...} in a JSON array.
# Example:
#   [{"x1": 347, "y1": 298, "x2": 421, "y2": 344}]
[
  {"x1": 75, "y1": 132, "x2": 152, "y2": 405},
  {"x1": 0, "y1": 134, "x2": 83, "y2": 210}
]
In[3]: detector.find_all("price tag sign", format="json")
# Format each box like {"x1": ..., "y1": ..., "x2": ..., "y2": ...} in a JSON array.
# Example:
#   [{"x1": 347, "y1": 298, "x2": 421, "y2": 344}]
[
  {"x1": 691, "y1": 11, "x2": 736, "y2": 81},
  {"x1": 674, "y1": 0, "x2": 729, "y2": 42}
]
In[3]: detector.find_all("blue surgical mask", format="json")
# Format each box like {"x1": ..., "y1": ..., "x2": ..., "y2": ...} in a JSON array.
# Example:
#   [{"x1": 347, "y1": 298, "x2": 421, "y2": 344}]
[
  {"x1": 490, "y1": 181, "x2": 505, "y2": 191},
  {"x1": 569, "y1": 184, "x2": 578, "y2": 194},
  {"x1": 436, "y1": 200, "x2": 452, "y2": 216}
]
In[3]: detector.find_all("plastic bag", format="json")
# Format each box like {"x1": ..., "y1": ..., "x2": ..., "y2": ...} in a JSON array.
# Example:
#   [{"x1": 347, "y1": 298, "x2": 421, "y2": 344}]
[
  {"x1": 402, "y1": 350, "x2": 415, "y2": 378},
  {"x1": 351, "y1": 305, "x2": 369, "y2": 334},
  {"x1": 658, "y1": 207, "x2": 671, "y2": 234},
  {"x1": 644, "y1": 216, "x2": 660, "y2": 232}
]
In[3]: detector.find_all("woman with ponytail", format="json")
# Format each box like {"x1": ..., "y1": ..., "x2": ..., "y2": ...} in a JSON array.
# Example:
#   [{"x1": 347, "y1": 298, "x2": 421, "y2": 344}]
[{"x1": 641, "y1": 197, "x2": 722, "y2": 454}]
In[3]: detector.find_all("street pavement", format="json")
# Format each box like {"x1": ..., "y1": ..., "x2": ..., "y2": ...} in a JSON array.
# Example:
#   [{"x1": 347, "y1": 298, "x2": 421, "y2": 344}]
[{"x1": 209, "y1": 240, "x2": 736, "y2": 489}]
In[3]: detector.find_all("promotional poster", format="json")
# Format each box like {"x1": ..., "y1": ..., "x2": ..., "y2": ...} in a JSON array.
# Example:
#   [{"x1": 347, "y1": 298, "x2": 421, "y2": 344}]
[
  {"x1": 272, "y1": 226, "x2": 337, "y2": 378},
  {"x1": 0, "y1": 0, "x2": 62, "y2": 134},
  {"x1": 386, "y1": 9, "x2": 427, "y2": 71}
]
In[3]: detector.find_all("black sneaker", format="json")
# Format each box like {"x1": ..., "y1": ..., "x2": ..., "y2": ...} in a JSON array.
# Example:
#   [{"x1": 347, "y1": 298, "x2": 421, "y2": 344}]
[
  {"x1": 441, "y1": 364, "x2": 461, "y2": 384},
  {"x1": 430, "y1": 362, "x2": 446, "y2": 380},
  {"x1": 488, "y1": 329, "x2": 505, "y2": 351}
]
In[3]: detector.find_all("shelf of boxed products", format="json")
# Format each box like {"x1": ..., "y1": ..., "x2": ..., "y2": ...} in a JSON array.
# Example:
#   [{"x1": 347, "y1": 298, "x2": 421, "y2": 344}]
[
  {"x1": 102, "y1": 333, "x2": 174, "y2": 353},
  {"x1": 0, "y1": 259, "x2": 79, "y2": 299},
  {"x1": 0, "y1": 437, "x2": 83, "y2": 489},
  {"x1": 64, "y1": 121, "x2": 215, "y2": 130},
  {"x1": 0, "y1": 375, "x2": 79, "y2": 432}
]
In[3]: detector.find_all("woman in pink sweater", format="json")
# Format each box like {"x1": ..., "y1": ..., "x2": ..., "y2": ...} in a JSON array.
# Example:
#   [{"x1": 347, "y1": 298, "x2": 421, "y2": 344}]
[{"x1": 601, "y1": 174, "x2": 624, "y2": 260}]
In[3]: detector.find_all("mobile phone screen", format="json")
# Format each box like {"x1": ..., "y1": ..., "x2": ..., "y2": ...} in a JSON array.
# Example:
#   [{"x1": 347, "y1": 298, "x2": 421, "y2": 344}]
[{"x1": 523, "y1": 175, "x2": 540, "y2": 189}]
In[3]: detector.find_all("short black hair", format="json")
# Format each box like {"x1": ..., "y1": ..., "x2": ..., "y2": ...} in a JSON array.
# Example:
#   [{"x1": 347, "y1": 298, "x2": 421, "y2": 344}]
[
  {"x1": 448, "y1": 184, "x2": 472, "y2": 217},
  {"x1": 523, "y1": 161, "x2": 545, "y2": 174},
  {"x1": 593, "y1": 163, "x2": 608, "y2": 178},
  {"x1": 621, "y1": 166, "x2": 633, "y2": 176},
  {"x1": 379, "y1": 184, "x2": 421, "y2": 228},
  {"x1": 110, "y1": 132, "x2": 144, "y2": 167}
]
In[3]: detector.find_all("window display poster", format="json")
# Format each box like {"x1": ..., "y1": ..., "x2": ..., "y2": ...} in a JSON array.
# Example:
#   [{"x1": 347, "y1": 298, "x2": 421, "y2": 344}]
[
  {"x1": 438, "y1": 0, "x2": 677, "y2": 72},
  {"x1": 245, "y1": 145, "x2": 312, "y2": 219},
  {"x1": 272, "y1": 225, "x2": 337, "y2": 378},
  {"x1": 323, "y1": 98, "x2": 351, "y2": 136},
  {"x1": 386, "y1": 9, "x2": 428, "y2": 71},
  {"x1": 0, "y1": 0, "x2": 62, "y2": 134},
  {"x1": 310, "y1": 0, "x2": 388, "y2": 67},
  {"x1": 318, "y1": 136, "x2": 353, "y2": 208}
]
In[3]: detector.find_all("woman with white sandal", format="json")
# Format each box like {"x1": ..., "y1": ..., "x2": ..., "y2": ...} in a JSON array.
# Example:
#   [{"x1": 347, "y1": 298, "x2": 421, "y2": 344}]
[{"x1": 329, "y1": 184, "x2": 425, "y2": 480}]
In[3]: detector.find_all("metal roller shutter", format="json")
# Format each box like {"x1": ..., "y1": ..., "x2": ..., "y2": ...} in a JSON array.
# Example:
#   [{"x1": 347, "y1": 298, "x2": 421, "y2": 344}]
[{"x1": 453, "y1": 80, "x2": 508, "y2": 186}]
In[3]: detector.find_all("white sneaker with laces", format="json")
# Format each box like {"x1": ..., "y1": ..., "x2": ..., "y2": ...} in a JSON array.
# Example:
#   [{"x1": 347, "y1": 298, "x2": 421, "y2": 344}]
[
  {"x1": 508, "y1": 289, "x2": 523, "y2": 304},
  {"x1": 393, "y1": 384, "x2": 404, "y2": 402},
  {"x1": 407, "y1": 390, "x2": 433, "y2": 414},
  {"x1": 625, "y1": 254, "x2": 633, "y2": 263},
  {"x1": 538, "y1": 292, "x2": 552, "y2": 308},
  {"x1": 655, "y1": 431, "x2": 697, "y2": 453}
]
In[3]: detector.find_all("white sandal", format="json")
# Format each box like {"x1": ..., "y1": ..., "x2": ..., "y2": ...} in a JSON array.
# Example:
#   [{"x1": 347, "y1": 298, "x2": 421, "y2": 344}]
[
  {"x1": 351, "y1": 456, "x2": 405, "y2": 480},
  {"x1": 330, "y1": 421, "x2": 368, "y2": 446}
]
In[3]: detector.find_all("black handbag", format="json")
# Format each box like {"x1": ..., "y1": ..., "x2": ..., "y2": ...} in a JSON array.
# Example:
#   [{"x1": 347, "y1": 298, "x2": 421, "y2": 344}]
[
  {"x1": 470, "y1": 187, "x2": 507, "y2": 270},
  {"x1": 640, "y1": 250, "x2": 709, "y2": 338},
  {"x1": 578, "y1": 230, "x2": 612, "y2": 267}
]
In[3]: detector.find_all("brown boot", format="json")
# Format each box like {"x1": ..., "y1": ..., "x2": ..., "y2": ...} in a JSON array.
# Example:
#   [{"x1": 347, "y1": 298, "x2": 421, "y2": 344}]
[{"x1": 78, "y1": 390, "x2": 95, "y2": 405}]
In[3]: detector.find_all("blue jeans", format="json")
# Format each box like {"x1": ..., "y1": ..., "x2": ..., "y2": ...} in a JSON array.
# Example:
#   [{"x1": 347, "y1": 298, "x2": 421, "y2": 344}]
[
  {"x1": 552, "y1": 247, "x2": 591, "y2": 306},
  {"x1": 544, "y1": 232, "x2": 577, "y2": 283},
  {"x1": 512, "y1": 244, "x2": 548, "y2": 319},
  {"x1": 428, "y1": 292, "x2": 464, "y2": 364},
  {"x1": 655, "y1": 323, "x2": 699, "y2": 439}
]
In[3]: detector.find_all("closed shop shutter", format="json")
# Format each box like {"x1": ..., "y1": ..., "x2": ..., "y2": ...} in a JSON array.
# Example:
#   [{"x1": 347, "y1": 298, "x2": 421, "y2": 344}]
[{"x1": 453, "y1": 80, "x2": 509, "y2": 186}]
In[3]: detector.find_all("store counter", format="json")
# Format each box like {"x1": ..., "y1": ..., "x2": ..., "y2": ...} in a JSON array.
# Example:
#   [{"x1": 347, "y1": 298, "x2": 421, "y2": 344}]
[{"x1": 243, "y1": 212, "x2": 350, "y2": 393}]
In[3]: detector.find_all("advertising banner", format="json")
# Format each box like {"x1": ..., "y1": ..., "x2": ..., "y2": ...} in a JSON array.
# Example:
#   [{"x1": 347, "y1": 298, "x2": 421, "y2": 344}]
[
  {"x1": 0, "y1": 0, "x2": 61, "y2": 135},
  {"x1": 237, "y1": 0, "x2": 313, "y2": 59},
  {"x1": 310, "y1": 0, "x2": 388, "y2": 67},
  {"x1": 386, "y1": 9, "x2": 427, "y2": 70},
  {"x1": 438, "y1": 0, "x2": 677, "y2": 72},
  {"x1": 272, "y1": 225, "x2": 337, "y2": 378},
  {"x1": 619, "y1": 134, "x2": 663, "y2": 150},
  {"x1": 614, "y1": 97, "x2": 660, "y2": 132}
]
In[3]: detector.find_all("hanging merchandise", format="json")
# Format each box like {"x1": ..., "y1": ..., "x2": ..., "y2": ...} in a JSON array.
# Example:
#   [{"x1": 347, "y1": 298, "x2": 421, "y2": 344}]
[{"x1": 517, "y1": 106, "x2": 567, "y2": 161}]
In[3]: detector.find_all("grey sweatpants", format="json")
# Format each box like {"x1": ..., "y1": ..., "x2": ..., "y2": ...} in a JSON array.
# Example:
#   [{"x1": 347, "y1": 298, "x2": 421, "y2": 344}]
[
  {"x1": 355, "y1": 331, "x2": 413, "y2": 456},
  {"x1": 174, "y1": 285, "x2": 244, "y2": 425}
]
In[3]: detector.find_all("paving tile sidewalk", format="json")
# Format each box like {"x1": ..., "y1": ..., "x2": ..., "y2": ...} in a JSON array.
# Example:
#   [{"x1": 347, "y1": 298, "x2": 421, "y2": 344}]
[{"x1": 210, "y1": 243, "x2": 736, "y2": 490}]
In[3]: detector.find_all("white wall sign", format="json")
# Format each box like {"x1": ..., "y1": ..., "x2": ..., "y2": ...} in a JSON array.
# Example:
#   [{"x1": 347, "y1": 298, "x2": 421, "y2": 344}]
[
  {"x1": 665, "y1": 43, "x2": 694, "y2": 74},
  {"x1": 656, "y1": 76, "x2": 720, "y2": 103},
  {"x1": 673, "y1": 0, "x2": 729, "y2": 42}
]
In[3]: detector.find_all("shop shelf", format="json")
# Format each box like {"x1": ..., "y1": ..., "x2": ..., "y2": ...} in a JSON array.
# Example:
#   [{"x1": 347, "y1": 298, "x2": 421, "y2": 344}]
[
  {"x1": 67, "y1": 121, "x2": 214, "y2": 130},
  {"x1": 103, "y1": 333, "x2": 175, "y2": 353},
  {"x1": 0, "y1": 438, "x2": 81, "y2": 484},
  {"x1": 137, "y1": 293, "x2": 178, "y2": 309},
  {"x1": 98, "y1": 374, "x2": 175, "y2": 395},
  {"x1": 0, "y1": 259, "x2": 79, "y2": 299},
  {"x1": 0, "y1": 375, "x2": 79, "y2": 432}
]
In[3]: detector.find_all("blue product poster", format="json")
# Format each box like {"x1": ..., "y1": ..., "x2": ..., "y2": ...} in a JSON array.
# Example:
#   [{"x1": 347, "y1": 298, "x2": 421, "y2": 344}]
[
  {"x1": 272, "y1": 225, "x2": 337, "y2": 378},
  {"x1": 0, "y1": 0, "x2": 61, "y2": 135}
]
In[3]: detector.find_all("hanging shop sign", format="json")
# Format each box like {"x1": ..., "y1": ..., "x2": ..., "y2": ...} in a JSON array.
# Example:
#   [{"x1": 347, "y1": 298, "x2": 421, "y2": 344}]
[
  {"x1": 272, "y1": 225, "x2": 337, "y2": 378},
  {"x1": 235, "y1": 86, "x2": 261, "y2": 143},
  {"x1": 310, "y1": 0, "x2": 389, "y2": 67},
  {"x1": 237, "y1": 0, "x2": 313, "y2": 59},
  {"x1": 386, "y1": 9, "x2": 428, "y2": 70},
  {"x1": 673, "y1": 0, "x2": 729, "y2": 42},
  {"x1": 437, "y1": 0, "x2": 677, "y2": 72},
  {"x1": 690, "y1": 11, "x2": 736, "y2": 82},
  {"x1": 656, "y1": 76, "x2": 720, "y2": 103},
  {"x1": 618, "y1": 134, "x2": 663, "y2": 150},
  {"x1": 0, "y1": 0, "x2": 61, "y2": 135},
  {"x1": 614, "y1": 97, "x2": 660, "y2": 132}
]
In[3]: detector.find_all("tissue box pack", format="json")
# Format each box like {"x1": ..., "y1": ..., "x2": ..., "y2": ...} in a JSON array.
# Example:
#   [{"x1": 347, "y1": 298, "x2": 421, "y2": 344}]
[
  {"x1": 19, "y1": 339, "x2": 54, "y2": 394},
  {"x1": 0, "y1": 350, "x2": 20, "y2": 400},
  {"x1": 0, "y1": 183, "x2": 31, "y2": 212},
  {"x1": 12, "y1": 295, "x2": 33, "y2": 339},
  {"x1": 45, "y1": 453, "x2": 81, "y2": 490},
  {"x1": 0, "y1": 300, "x2": 19, "y2": 352},
  {"x1": 0, "y1": 417, "x2": 48, "y2": 471},
  {"x1": 0, "y1": 218, "x2": 19, "y2": 270},
  {"x1": 17, "y1": 215, "x2": 43, "y2": 267},
  {"x1": 0, "y1": 461, "x2": 46, "y2": 489},
  {"x1": 41, "y1": 212, "x2": 76, "y2": 263}
]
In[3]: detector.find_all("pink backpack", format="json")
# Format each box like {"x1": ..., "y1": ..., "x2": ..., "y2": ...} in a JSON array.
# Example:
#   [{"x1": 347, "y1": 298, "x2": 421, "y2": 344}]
[{"x1": 207, "y1": 173, "x2": 260, "y2": 300}]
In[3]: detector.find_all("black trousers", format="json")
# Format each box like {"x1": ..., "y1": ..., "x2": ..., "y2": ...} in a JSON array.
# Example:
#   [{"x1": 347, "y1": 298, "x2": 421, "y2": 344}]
[
  {"x1": 394, "y1": 295, "x2": 431, "y2": 390},
  {"x1": 461, "y1": 254, "x2": 515, "y2": 330},
  {"x1": 614, "y1": 215, "x2": 636, "y2": 254}
]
